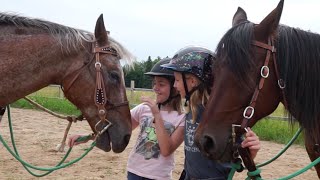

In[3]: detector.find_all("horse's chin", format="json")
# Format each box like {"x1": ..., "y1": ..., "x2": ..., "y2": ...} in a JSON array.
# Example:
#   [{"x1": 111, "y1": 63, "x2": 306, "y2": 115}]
[
  {"x1": 206, "y1": 151, "x2": 232, "y2": 163},
  {"x1": 95, "y1": 132, "x2": 111, "y2": 152},
  {"x1": 200, "y1": 143, "x2": 233, "y2": 163},
  {"x1": 95, "y1": 130, "x2": 129, "y2": 153}
]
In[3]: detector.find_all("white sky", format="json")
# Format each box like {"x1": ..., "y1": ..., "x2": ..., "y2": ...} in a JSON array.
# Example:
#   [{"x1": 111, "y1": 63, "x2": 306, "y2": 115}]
[{"x1": 2, "y1": 0, "x2": 320, "y2": 61}]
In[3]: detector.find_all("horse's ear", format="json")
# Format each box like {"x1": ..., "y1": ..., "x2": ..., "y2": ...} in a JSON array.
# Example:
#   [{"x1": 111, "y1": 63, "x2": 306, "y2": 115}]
[
  {"x1": 232, "y1": 7, "x2": 247, "y2": 27},
  {"x1": 255, "y1": 0, "x2": 284, "y2": 40},
  {"x1": 94, "y1": 14, "x2": 109, "y2": 45}
]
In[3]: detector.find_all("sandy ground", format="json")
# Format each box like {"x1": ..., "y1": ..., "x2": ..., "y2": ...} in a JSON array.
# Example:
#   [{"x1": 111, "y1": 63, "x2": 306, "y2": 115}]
[{"x1": 0, "y1": 108, "x2": 318, "y2": 180}]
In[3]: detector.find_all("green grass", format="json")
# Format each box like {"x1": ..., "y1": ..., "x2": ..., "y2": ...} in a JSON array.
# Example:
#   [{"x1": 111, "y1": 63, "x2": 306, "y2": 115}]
[
  {"x1": 252, "y1": 119, "x2": 304, "y2": 145},
  {"x1": 11, "y1": 97, "x2": 81, "y2": 116},
  {"x1": 127, "y1": 89, "x2": 155, "y2": 108},
  {"x1": 10, "y1": 86, "x2": 305, "y2": 146},
  {"x1": 11, "y1": 88, "x2": 154, "y2": 115}
]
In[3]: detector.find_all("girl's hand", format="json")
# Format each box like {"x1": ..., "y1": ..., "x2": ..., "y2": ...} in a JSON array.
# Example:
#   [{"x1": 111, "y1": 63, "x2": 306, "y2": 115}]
[
  {"x1": 241, "y1": 127, "x2": 261, "y2": 159},
  {"x1": 68, "y1": 134, "x2": 87, "y2": 147},
  {"x1": 141, "y1": 96, "x2": 160, "y2": 115}
]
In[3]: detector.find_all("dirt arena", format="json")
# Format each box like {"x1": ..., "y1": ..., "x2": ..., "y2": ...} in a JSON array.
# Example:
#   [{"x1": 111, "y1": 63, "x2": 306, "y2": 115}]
[{"x1": 0, "y1": 108, "x2": 318, "y2": 179}]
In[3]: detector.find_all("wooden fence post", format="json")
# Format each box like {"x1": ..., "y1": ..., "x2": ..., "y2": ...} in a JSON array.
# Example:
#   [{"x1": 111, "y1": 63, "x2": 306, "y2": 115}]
[
  {"x1": 59, "y1": 86, "x2": 64, "y2": 99},
  {"x1": 130, "y1": 80, "x2": 135, "y2": 100}
]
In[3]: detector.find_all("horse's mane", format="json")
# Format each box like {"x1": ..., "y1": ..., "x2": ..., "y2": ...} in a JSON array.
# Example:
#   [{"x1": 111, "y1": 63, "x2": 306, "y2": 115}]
[
  {"x1": 216, "y1": 21, "x2": 320, "y2": 140},
  {"x1": 0, "y1": 12, "x2": 135, "y2": 65},
  {"x1": 277, "y1": 25, "x2": 320, "y2": 139}
]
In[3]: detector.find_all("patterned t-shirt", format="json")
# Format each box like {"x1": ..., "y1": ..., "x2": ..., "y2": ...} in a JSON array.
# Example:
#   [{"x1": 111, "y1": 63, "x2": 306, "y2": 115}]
[
  {"x1": 127, "y1": 104, "x2": 185, "y2": 180},
  {"x1": 184, "y1": 105, "x2": 231, "y2": 180}
]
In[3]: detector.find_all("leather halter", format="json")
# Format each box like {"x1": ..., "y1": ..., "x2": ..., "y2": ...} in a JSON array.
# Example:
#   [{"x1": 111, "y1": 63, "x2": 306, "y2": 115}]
[{"x1": 62, "y1": 42, "x2": 128, "y2": 135}]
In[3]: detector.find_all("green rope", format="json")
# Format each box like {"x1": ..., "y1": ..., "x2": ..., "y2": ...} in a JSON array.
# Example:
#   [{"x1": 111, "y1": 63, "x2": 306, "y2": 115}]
[
  {"x1": 246, "y1": 168, "x2": 262, "y2": 180},
  {"x1": 228, "y1": 161, "x2": 242, "y2": 180},
  {"x1": 256, "y1": 127, "x2": 303, "y2": 168},
  {"x1": 227, "y1": 127, "x2": 309, "y2": 180},
  {"x1": 0, "y1": 105, "x2": 96, "y2": 177},
  {"x1": 276, "y1": 157, "x2": 320, "y2": 180}
]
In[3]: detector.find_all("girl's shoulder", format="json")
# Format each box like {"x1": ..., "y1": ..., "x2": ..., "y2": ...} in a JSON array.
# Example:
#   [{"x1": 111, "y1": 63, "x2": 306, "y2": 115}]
[
  {"x1": 131, "y1": 103, "x2": 150, "y2": 112},
  {"x1": 161, "y1": 110, "x2": 186, "y2": 125}
]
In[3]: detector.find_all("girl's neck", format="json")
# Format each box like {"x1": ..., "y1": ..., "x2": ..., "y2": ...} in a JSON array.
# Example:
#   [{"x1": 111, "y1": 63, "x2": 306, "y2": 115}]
[{"x1": 159, "y1": 104, "x2": 173, "y2": 111}]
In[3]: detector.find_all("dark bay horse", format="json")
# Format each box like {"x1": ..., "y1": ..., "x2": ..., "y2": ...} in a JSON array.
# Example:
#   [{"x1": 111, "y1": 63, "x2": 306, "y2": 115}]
[
  {"x1": 194, "y1": 0, "x2": 320, "y2": 177},
  {"x1": 0, "y1": 13, "x2": 135, "y2": 153}
]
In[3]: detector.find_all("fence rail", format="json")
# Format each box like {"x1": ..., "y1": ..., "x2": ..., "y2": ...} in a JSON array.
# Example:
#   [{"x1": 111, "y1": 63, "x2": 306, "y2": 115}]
[{"x1": 29, "y1": 81, "x2": 288, "y2": 120}]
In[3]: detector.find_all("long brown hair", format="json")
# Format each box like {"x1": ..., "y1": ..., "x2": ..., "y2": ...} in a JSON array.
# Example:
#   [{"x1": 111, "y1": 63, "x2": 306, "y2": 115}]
[{"x1": 185, "y1": 74, "x2": 210, "y2": 123}]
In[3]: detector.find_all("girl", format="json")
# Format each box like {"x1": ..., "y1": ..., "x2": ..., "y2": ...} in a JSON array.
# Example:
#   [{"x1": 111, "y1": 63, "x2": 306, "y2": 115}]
[
  {"x1": 126, "y1": 57, "x2": 185, "y2": 180},
  {"x1": 69, "y1": 58, "x2": 185, "y2": 180},
  {"x1": 161, "y1": 46, "x2": 261, "y2": 180}
]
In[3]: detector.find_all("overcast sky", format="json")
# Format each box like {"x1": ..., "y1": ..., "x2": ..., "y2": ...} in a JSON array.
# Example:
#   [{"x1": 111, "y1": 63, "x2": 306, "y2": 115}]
[{"x1": 2, "y1": 0, "x2": 320, "y2": 61}]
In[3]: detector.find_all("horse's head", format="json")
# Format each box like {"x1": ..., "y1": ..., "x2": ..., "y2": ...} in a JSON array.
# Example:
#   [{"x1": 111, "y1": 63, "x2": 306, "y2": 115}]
[
  {"x1": 195, "y1": 0, "x2": 285, "y2": 161},
  {"x1": 61, "y1": 15, "x2": 132, "y2": 153}
]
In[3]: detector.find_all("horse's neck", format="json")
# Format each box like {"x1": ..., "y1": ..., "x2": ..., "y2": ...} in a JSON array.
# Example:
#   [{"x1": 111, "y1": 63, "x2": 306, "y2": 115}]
[{"x1": 0, "y1": 34, "x2": 82, "y2": 106}]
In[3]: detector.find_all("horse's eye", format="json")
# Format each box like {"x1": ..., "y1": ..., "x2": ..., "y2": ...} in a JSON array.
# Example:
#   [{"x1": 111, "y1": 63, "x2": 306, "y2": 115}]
[{"x1": 109, "y1": 72, "x2": 120, "y2": 82}]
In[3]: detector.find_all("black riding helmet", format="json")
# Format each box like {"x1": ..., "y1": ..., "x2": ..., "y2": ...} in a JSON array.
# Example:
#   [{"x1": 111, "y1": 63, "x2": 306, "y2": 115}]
[
  {"x1": 144, "y1": 58, "x2": 179, "y2": 108},
  {"x1": 145, "y1": 57, "x2": 173, "y2": 77},
  {"x1": 161, "y1": 46, "x2": 214, "y2": 106}
]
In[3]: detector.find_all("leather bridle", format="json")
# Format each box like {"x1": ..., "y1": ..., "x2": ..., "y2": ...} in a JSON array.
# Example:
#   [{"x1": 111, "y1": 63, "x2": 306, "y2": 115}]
[
  {"x1": 230, "y1": 36, "x2": 287, "y2": 177},
  {"x1": 239, "y1": 36, "x2": 287, "y2": 130},
  {"x1": 62, "y1": 41, "x2": 129, "y2": 136}
]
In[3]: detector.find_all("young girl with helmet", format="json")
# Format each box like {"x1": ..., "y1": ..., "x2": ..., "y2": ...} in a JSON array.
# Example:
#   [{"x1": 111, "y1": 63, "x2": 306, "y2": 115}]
[
  {"x1": 126, "y1": 57, "x2": 185, "y2": 180},
  {"x1": 68, "y1": 58, "x2": 185, "y2": 180},
  {"x1": 161, "y1": 46, "x2": 261, "y2": 180}
]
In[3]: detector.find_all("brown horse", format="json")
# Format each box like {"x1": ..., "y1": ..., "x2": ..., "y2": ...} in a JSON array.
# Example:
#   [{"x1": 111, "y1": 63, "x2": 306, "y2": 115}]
[
  {"x1": 0, "y1": 13, "x2": 134, "y2": 153},
  {"x1": 194, "y1": 0, "x2": 320, "y2": 177}
]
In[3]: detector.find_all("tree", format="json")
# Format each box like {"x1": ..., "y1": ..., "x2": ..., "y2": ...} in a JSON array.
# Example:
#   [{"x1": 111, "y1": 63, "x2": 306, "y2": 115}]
[{"x1": 124, "y1": 56, "x2": 165, "y2": 89}]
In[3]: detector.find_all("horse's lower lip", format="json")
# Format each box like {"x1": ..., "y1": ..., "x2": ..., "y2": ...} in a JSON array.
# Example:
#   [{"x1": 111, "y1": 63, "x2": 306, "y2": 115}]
[{"x1": 95, "y1": 131, "x2": 111, "y2": 152}]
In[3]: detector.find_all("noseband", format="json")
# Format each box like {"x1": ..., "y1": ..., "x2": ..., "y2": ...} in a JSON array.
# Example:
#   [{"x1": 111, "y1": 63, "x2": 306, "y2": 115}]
[{"x1": 62, "y1": 42, "x2": 128, "y2": 136}]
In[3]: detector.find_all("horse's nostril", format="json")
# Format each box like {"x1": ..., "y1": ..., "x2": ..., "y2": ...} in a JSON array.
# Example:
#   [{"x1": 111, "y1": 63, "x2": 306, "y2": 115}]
[
  {"x1": 202, "y1": 135, "x2": 215, "y2": 153},
  {"x1": 124, "y1": 134, "x2": 131, "y2": 144}
]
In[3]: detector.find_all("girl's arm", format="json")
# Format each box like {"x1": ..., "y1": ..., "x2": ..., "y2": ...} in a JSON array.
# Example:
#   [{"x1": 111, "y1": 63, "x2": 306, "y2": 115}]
[
  {"x1": 153, "y1": 113, "x2": 184, "y2": 156},
  {"x1": 141, "y1": 97, "x2": 184, "y2": 157}
]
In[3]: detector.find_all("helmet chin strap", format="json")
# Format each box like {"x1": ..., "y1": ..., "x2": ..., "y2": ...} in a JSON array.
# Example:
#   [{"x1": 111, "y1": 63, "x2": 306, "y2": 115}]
[
  {"x1": 157, "y1": 82, "x2": 180, "y2": 109},
  {"x1": 182, "y1": 73, "x2": 201, "y2": 106},
  {"x1": 182, "y1": 73, "x2": 190, "y2": 106}
]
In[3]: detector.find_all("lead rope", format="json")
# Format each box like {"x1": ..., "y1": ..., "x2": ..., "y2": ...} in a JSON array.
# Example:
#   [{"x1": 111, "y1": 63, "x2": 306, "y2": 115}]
[
  {"x1": 22, "y1": 96, "x2": 84, "y2": 152},
  {"x1": 0, "y1": 105, "x2": 95, "y2": 177}
]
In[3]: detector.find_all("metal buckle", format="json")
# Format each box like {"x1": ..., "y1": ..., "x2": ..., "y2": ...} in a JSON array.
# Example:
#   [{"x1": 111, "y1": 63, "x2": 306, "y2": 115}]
[
  {"x1": 95, "y1": 62, "x2": 102, "y2": 68},
  {"x1": 260, "y1": 66, "x2": 269, "y2": 78},
  {"x1": 278, "y1": 79, "x2": 285, "y2": 89},
  {"x1": 243, "y1": 106, "x2": 254, "y2": 119}
]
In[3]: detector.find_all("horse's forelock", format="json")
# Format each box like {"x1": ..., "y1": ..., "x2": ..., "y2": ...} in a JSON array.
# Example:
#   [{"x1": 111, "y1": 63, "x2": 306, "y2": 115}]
[
  {"x1": 216, "y1": 22, "x2": 256, "y2": 90},
  {"x1": 108, "y1": 36, "x2": 135, "y2": 67}
]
